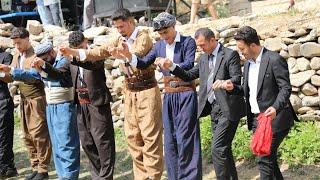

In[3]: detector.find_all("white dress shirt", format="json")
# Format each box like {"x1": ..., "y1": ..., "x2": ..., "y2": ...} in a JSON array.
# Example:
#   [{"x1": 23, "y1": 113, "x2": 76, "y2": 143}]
[
  {"x1": 126, "y1": 27, "x2": 139, "y2": 50},
  {"x1": 131, "y1": 31, "x2": 181, "y2": 69},
  {"x1": 248, "y1": 47, "x2": 264, "y2": 114}
]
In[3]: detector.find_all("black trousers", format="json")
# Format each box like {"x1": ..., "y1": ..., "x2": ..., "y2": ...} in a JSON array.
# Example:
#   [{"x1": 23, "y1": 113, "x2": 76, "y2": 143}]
[
  {"x1": 0, "y1": 97, "x2": 15, "y2": 171},
  {"x1": 209, "y1": 101, "x2": 239, "y2": 180},
  {"x1": 77, "y1": 103, "x2": 115, "y2": 180},
  {"x1": 252, "y1": 116, "x2": 290, "y2": 180}
]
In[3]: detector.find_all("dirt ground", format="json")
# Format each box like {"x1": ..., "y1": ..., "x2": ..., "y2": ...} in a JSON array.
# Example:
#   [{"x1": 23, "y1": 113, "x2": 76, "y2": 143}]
[
  {"x1": 7, "y1": 1, "x2": 320, "y2": 179},
  {"x1": 10, "y1": 126, "x2": 320, "y2": 180}
]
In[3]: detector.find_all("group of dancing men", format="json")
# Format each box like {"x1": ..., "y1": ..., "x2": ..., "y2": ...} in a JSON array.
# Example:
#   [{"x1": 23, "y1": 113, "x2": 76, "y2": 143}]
[{"x1": 0, "y1": 8, "x2": 298, "y2": 180}]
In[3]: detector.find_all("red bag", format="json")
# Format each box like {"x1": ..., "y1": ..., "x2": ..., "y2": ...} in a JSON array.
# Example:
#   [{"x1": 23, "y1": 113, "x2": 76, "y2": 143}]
[{"x1": 250, "y1": 113, "x2": 273, "y2": 156}]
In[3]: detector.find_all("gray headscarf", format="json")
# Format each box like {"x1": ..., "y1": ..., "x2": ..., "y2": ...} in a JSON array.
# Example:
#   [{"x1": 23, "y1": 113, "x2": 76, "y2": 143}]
[{"x1": 34, "y1": 42, "x2": 53, "y2": 57}]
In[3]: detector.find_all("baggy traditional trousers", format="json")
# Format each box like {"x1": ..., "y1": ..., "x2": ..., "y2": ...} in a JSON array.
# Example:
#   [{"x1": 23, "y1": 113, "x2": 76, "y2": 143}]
[
  {"x1": 124, "y1": 86, "x2": 164, "y2": 180},
  {"x1": 162, "y1": 90, "x2": 202, "y2": 180},
  {"x1": 46, "y1": 102, "x2": 80, "y2": 179},
  {"x1": 21, "y1": 96, "x2": 52, "y2": 173}
]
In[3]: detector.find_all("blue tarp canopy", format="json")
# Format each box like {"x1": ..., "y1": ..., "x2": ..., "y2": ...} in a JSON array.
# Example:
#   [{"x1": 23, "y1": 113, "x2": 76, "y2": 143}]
[{"x1": 0, "y1": 11, "x2": 39, "y2": 20}]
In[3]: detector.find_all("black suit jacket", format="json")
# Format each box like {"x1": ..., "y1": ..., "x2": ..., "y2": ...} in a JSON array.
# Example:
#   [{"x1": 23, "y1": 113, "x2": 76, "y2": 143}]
[
  {"x1": 233, "y1": 48, "x2": 298, "y2": 133},
  {"x1": 0, "y1": 52, "x2": 13, "y2": 99},
  {"x1": 70, "y1": 59, "x2": 112, "y2": 106},
  {"x1": 172, "y1": 44, "x2": 246, "y2": 121}
]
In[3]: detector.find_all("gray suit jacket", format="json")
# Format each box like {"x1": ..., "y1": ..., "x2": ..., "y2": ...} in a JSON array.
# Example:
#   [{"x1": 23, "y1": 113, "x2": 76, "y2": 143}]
[
  {"x1": 233, "y1": 48, "x2": 298, "y2": 132},
  {"x1": 172, "y1": 44, "x2": 246, "y2": 121}
]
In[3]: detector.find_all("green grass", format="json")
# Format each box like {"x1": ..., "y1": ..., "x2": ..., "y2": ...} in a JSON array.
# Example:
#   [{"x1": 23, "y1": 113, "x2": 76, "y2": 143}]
[{"x1": 200, "y1": 116, "x2": 320, "y2": 167}]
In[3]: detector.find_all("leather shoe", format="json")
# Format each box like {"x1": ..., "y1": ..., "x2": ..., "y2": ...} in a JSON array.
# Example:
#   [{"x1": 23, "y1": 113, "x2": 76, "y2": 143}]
[
  {"x1": 5, "y1": 168, "x2": 18, "y2": 178},
  {"x1": 33, "y1": 172, "x2": 49, "y2": 180},
  {"x1": 25, "y1": 171, "x2": 38, "y2": 180},
  {"x1": 0, "y1": 168, "x2": 18, "y2": 179}
]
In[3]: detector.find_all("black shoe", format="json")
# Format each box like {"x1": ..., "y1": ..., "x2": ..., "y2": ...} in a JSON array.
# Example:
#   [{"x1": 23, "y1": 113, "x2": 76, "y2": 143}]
[
  {"x1": 5, "y1": 168, "x2": 18, "y2": 178},
  {"x1": 0, "y1": 170, "x2": 6, "y2": 179},
  {"x1": 25, "y1": 171, "x2": 38, "y2": 180},
  {"x1": 33, "y1": 172, "x2": 48, "y2": 180},
  {"x1": 0, "y1": 168, "x2": 18, "y2": 179}
]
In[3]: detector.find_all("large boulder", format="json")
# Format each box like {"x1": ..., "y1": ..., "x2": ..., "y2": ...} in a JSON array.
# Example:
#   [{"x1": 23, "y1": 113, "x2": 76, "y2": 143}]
[
  {"x1": 298, "y1": 107, "x2": 315, "y2": 114},
  {"x1": 295, "y1": 34, "x2": 317, "y2": 43},
  {"x1": 310, "y1": 57, "x2": 320, "y2": 70},
  {"x1": 0, "y1": 37, "x2": 13, "y2": 49},
  {"x1": 83, "y1": 26, "x2": 109, "y2": 40},
  {"x1": 287, "y1": 57, "x2": 299, "y2": 74},
  {"x1": 300, "y1": 42, "x2": 320, "y2": 58},
  {"x1": 0, "y1": 29, "x2": 11, "y2": 37},
  {"x1": 302, "y1": 96, "x2": 320, "y2": 107},
  {"x1": 301, "y1": 83, "x2": 318, "y2": 96},
  {"x1": 53, "y1": 35, "x2": 69, "y2": 47},
  {"x1": 290, "y1": 94, "x2": 302, "y2": 112},
  {"x1": 311, "y1": 75, "x2": 320, "y2": 86},
  {"x1": 280, "y1": 50, "x2": 289, "y2": 59},
  {"x1": 264, "y1": 37, "x2": 282, "y2": 52},
  {"x1": 299, "y1": 114, "x2": 320, "y2": 121},
  {"x1": 288, "y1": 43, "x2": 302, "y2": 57},
  {"x1": 26, "y1": 20, "x2": 43, "y2": 36},
  {"x1": 112, "y1": 76, "x2": 125, "y2": 94},
  {"x1": 30, "y1": 33, "x2": 44, "y2": 42},
  {"x1": 282, "y1": 37, "x2": 295, "y2": 45},
  {"x1": 0, "y1": 23, "x2": 14, "y2": 31},
  {"x1": 290, "y1": 70, "x2": 315, "y2": 87},
  {"x1": 280, "y1": 31, "x2": 295, "y2": 38},
  {"x1": 93, "y1": 35, "x2": 110, "y2": 46},
  {"x1": 43, "y1": 25, "x2": 67, "y2": 36},
  {"x1": 219, "y1": 28, "x2": 238, "y2": 38},
  {"x1": 296, "y1": 57, "x2": 311, "y2": 71},
  {"x1": 294, "y1": 28, "x2": 308, "y2": 37}
]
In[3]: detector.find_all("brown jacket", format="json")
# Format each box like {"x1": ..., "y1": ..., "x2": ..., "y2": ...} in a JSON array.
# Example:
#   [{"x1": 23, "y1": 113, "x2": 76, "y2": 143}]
[
  {"x1": 84, "y1": 28, "x2": 156, "y2": 89},
  {"x1": 10, "y1": 47, "x2": 45, "y2": 98},
  {"x1": 85, "y1": 28, "x2": 153, "y2": 61}
]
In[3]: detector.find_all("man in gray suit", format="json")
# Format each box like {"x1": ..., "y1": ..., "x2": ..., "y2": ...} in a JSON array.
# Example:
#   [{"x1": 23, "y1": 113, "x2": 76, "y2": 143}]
[
  {"x1": 156, "y1": 27, "x2": 246, "y2": 180},
  {"x1": 218, "y1": 26, "x2": 298, "y2": 179}
]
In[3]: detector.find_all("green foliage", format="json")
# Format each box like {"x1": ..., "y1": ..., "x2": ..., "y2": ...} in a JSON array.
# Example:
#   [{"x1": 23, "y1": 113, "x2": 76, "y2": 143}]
[
  {"x1": 200, "y1": 116, "x2": 213, "y2": 162},
  {"x1": 215, "y1": 3, "x2": 230, "y2": 18},
  {"x1": 280, "y1": 122, "x2": 320, "y2": 166},
  {"x1": 14, "y1": 112, "x2": 20, "y2": 127},
  {"x1": 232, "y1": 125, "x2": 254, "y2": 161},
  {"x1": 200, "y1": 116, "x2": 320, "y2": 166},
  {"x1": 114, "y1": 128, "x2": 127, "y2": 149}
]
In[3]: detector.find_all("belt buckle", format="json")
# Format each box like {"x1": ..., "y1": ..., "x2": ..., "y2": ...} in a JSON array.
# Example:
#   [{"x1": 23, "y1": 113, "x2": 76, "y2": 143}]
[{"x1": 169, "y1": 81, "x2": 178, "y2": 88}]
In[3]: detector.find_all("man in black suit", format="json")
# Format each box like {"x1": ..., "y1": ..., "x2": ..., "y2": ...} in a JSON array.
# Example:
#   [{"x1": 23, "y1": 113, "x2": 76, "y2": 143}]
[
  {"x1": 68, "y1": 31, "x2": 115, "y2": 180},
  {"x1": 0, "y1": 49, "x2": 18, "y2": 178},
  {"x1": 218, "y1": 26, "x2": 298, "y2": 180},
  {"x1": 156, "y1": 28, "x2": 246, "y2": 180}
]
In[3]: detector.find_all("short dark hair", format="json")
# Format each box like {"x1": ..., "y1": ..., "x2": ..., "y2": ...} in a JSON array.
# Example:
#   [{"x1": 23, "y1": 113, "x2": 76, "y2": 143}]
[
  {"x1": 195, "y1": 28, "x2": 215, "y2": 40},
  {"x1": 111, "y1": 8, "x2": 132, "y2": 21},
  {"x1": 68, "y1": 31, "x2": 85, "y2": 48},
  {"x1": 234, "y1": 26, "x2": 260, "y2": 46},
  {"x1": 10, "y1": 27, "x2": 29, "y2": 39}
]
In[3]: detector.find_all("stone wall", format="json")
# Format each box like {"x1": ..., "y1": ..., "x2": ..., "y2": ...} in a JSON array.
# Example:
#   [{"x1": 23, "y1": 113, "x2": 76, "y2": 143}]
[{"x1": 1, "y1": 13, "x2": 320, "y2": 127}]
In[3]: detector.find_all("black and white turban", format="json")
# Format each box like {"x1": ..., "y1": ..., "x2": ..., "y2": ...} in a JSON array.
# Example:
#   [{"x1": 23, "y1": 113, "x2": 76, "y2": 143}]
[{"x1": 153, "y1": 12, "x2": 176, "y2": 31}]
